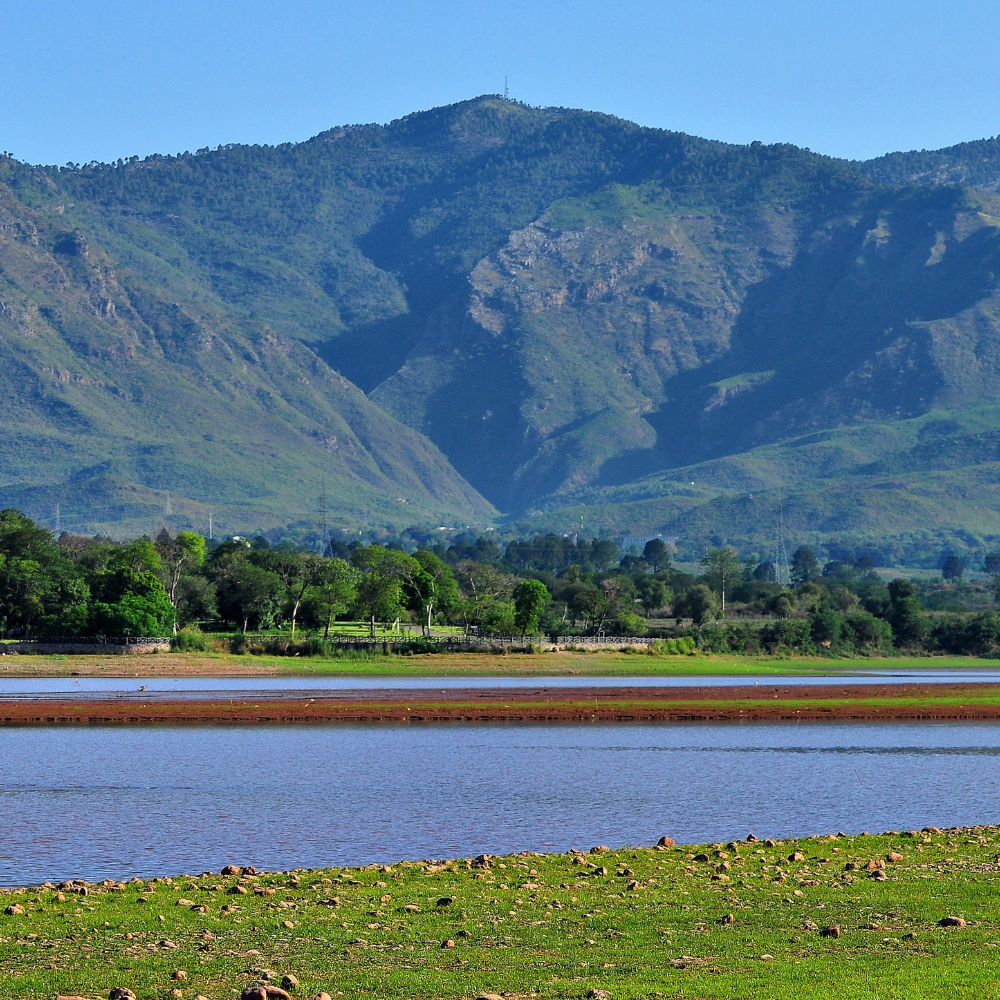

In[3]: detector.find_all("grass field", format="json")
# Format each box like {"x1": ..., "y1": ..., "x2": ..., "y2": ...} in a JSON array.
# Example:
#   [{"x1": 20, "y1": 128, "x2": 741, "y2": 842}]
[
  {"x1": 2, "y1": 830, "x2": 998, "y2": 999},
  {"x1": 1, "y1": 651, "x2": 999, "y2": 678}
]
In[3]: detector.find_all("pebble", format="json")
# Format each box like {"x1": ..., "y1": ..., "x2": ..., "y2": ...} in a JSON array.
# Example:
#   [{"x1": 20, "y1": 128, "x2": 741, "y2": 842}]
[
  {"x1": 718, "y1": 913, "x2": 735, "y2": 925},
  {"x1": 109, "y1": 990, "x2": 137, "y2": 1000},
  {"x1": 229, "y1": 885, "x2": 249, "y2": 895},
  {"x1": 281, "y1": 974, "x2": 299, "y2": 990},
  {"x1": 587, "y1": 991, "x2": 611, "y2": 999},
  {"x1": 788, "y1": 852, "x2": 804, "y2": 862},
  {"x1": 820, "y1": 925, "x2": 840, "y2": 938},
  {"x1": 283, "y1": 920, "x2": 295, "y2": 929},
  {"x1": 871, "y1": 870, "x2": 888, "y2": 881},
  {"x1": 938, "y1": 916, "x2": 966, "y2": 927},
  {"x1": 403, "y1": 904, "x2": 421, "y2": 912},
  {"x1": 436, "y1": 897, "x2": 454, "y2": 907},
  {"x1": 172, "y1": 971, "x2": 188, "y2": 980},
  {"x1": 626, "y1": 880, "x2": 639, "y2": 891},
  {"x1": 657, "y1": 836, "x2": 675, "y2": 848},
  {"x1": 176, "y1": 898, "x2": 195, "y2": 906},
  {"x1": 887, "y1": 852, "x2": 904, "y2": 862},
  {"x1": 314, "y1": 995, "x2": 333, "y2": 1000},
  {"x1": 476, "y1": 994, "x2": 504, "y2": 1000},
  {"x1": 441, "y1": 938, "x2": 456, "y2": 948}
]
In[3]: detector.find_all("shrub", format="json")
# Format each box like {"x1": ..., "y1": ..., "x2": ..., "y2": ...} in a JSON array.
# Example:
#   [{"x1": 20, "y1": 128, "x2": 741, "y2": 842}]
[{"x1": 171, "y1": 627, "x2": 210, "y2": 652}]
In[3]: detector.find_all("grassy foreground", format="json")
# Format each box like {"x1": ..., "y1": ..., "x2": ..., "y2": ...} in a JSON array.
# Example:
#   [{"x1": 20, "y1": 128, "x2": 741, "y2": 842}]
[
  {"x1": 2, "y1": 650, "x2": 999, "y2": 677},
  {"x1": 3, "y1": 830, "x2": 1000, "y2": 999}
]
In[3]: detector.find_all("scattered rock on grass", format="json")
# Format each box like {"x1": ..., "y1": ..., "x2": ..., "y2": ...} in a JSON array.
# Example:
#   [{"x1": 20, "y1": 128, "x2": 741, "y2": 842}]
[
  {"x1": 938, "y1": 916, "x2": 966, "y2": 927},
  {"x1": 436, "y1": 897, "x2": 453, "y2": 907},
  {"x1": 281, "y1": 974, "x2": 299, "y2": 990},
  {"x1": 441, "y1": 939, "x2": 456, "y2": 949},
  {"x1": 871, "y1": 870, "x2": 888, "y2": 882},
  {"x1": 109, "y1": 990, "x2": 137, "y2": 1000},
  {"x1": 657, "y1": 836, "x2": 675, "y2": 848},
  {"x1": 590, "y1": 846, "x2": 609, "y2": 854},
  {"x1": 314, "y1": 994, "x2": 333, "y2": 1000},
  {"x1": 718, "y1": 913, "x2": 735, "y2": 925},
  {"x1": 788, "y1": 852, "x2": 804, "y2": 862},
  {"x1": 820, "y1": 925, "x2": 841, "y2": 938},
  {"x1": 4, "y1": 903, "x2": 25, "y2": 915},
  {"x1": 887, "y1": 852, "x2": 903, "y2": 862},
  {"x1": 587, "y1": 990, "x2": 611, "y2": 999},
  {"x1": 221, "y1": 865, "x2": 241, "y2": 876},
  {"x1": 172, "y1": 971, "x2": 188, "y2": 981}
]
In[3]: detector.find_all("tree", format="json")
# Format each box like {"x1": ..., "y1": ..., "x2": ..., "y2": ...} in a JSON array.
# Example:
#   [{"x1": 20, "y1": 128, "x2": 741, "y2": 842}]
[
  {"x1": 410, "y1": 551, "x2": 459, "y2": 634},
  {"x1": 302, "y1": 558, "x2": 360, "y2": 637},
  {"x1": 155, "y1": 529, "x2": 207, "y2": 633},
  {"x1": 753, "y1": 561, "x2": 777, "y2": 582},
  {"x1": 215, "y1": 563, "x2": 286, "y2": 632},
  {"x1": 642, "y1": 538, "x2": 670, "y2": 573},
  {"x1": 942, "y1": 554, "x2": 964, "y2": 582},
  {"x1": 513, "y1": 579, "x2": 550, "y2": 636},
  {"x1": 701, "y1": 546, "x2": 741, "y2": 614},
  {"x1": 790, "y1": 546, "x2": 821, "y2": 587},
  {"x1": 887, "y1": 578, "x2": 926, "y2": 648},
  {"x1": 986, "y1": 552, "x2": 1000, "y2": 578},
  {"x1": 576, "y1": 587, "x2": 613, "y2": 634},
  {"x1": 351, "y1": 546, "x2": 418, "y2": 637},
  {"x1": 89, "y1": 591, "x2": 175, "y2": 636},
  {"x1": 590, "y1": 540, "x2": 619, "y2": 572},
  {"x1": 636, "y1": 576, "x2": 668, "y2": 616},
  {"x1": 678, "y1": 584, "x2": 718, "y2": 626}
]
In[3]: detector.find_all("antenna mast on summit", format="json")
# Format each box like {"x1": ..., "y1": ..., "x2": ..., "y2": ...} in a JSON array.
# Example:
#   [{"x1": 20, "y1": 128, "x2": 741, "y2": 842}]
[{"x1": 504, "y1": 76, "x2": 509, "y2": 100}]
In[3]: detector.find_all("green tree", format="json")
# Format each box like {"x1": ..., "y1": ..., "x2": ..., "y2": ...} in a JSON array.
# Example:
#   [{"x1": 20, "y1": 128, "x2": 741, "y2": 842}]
[
  {"x1": 701, "y1": 546, "x2": 742, "y2": 614},
  {"x1": 216, "y1": 563, "x2": 287, "y2": 632},
  {"x1": 577, "y1": 587, "x2": 613, "y2": 634},
  {"x1": 513, "y1": 579, "x2": 550, "y2": 636},
  {"x1": 351, "y1": 546, "x2": 418, "y2": 637},
  {"x1": 678, "y1": 584, "x2": 718, "y2": 626},
  {"x1": 155, "y1": 529, "x2": 207, "y2": 633},
  {"x1": 642, "y1": 539, "x2": 670, "y2": 573},
  {"x1": 89, "y1": 591, "x2": 176, "y2": 636},
  {"x1": 410, "y1": 551, "x2": 460, "y2": 634},
  {"x1": 636, "y1": 576, "x2": 669, "y2": 616},
  {"x1": 942, "y1": 554, "x2": 964, "y2": 582},
  {"x1": 887, "y1": 578, "x2": 927, "y2": 648},
  {"x1": 790, "y1": 546, "x2": 820, "y2": 586},
  {"x1": 301, "y1": 558, "x2": 360, "y2": 637}
]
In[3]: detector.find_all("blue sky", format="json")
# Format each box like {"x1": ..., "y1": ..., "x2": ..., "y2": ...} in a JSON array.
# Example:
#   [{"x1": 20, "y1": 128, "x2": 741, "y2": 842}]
[{"x1": 1, "y1": 0, "x2": 997, "y2": 165}]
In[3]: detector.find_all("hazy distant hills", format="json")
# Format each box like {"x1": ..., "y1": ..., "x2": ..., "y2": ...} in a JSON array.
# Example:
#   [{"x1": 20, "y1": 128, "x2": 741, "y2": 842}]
[{"x1": 5, "y1": 96, "x2": 1000, "y2": 558}]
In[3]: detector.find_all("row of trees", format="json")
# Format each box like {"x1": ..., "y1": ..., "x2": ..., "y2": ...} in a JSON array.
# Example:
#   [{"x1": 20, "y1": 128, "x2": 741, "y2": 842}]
[{"x1": 0, "y1": 511, "x2": 555, "y2": 638}]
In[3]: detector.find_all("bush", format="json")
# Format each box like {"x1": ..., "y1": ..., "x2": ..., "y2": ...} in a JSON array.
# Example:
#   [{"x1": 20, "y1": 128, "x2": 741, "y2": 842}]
[{"x1": 171, "y1": 627, "x2": 210, "y2": 652}]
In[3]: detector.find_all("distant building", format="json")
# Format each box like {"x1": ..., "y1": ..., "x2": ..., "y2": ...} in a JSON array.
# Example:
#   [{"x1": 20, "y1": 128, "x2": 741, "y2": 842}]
[{"x1": 620, "y1": 533, "x2": 673, "y2": 553}]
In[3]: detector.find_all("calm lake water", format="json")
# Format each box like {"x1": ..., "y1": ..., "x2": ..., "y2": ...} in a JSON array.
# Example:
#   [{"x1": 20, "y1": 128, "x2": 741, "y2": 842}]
[
  {"x1": 3, "y1": 721, "x2": 1000, "y2": 886},
  {"x1": 2, "y1": 669, "x2": 1000, "y2": 697}
]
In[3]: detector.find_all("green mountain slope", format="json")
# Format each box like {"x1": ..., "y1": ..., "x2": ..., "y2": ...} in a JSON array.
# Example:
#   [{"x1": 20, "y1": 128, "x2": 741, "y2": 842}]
[
  {"x1": 5, "y1": 96, "x2": 1000, "y2": 554},
  {"x1": 0, "y1": 171, "x2": 494, "y2": 536}
]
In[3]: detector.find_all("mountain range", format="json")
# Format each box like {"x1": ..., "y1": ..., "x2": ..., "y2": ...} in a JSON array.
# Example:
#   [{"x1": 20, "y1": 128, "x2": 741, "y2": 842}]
[{"x1": 4, "y1": 96, "x2": 1000, "y2": 562}]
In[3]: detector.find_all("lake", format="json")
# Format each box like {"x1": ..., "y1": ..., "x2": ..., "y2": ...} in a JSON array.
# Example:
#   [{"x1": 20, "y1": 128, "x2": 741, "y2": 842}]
[
  {"x1": 2, "y1": 668, "x2": 1000, "y2": 697},
  {"x1": 2, "y1": 721, "x2": 999, "y2": 886}
]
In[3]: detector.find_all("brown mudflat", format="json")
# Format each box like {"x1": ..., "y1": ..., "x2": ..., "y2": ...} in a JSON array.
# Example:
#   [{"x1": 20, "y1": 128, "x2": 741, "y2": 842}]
[{"x1": 1, "y1": 682, "x2": 1000, "y2": 724}]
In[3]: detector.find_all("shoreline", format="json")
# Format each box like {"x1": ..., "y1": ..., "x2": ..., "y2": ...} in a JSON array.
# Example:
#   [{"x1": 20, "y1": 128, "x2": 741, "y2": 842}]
[{"x1": 4, "y1": 682, "x2": 1000, "y2": 724}]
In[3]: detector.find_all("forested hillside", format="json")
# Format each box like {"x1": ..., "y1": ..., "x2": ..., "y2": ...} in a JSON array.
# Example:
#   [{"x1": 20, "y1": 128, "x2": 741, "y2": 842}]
[{"x1": 4, "y1": 96, "x2": 1000, "y2": 558}]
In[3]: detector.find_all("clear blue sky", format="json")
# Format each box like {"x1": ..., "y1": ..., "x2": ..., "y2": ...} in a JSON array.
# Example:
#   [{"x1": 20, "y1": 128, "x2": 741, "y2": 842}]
[{"x1": 1, "y1": 0, "x2": 997, "y2": 166}]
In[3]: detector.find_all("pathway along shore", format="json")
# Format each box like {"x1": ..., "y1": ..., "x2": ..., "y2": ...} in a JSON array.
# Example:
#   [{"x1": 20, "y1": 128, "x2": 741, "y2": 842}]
[{"x1": 3, "y1": 682, "x2": 1000, "y2": 724}]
